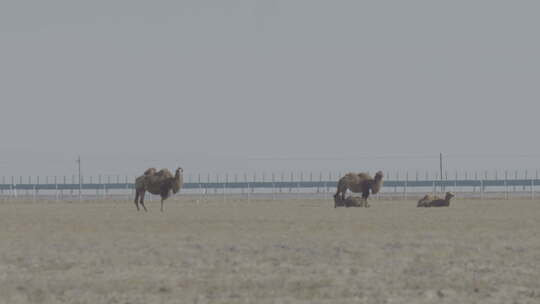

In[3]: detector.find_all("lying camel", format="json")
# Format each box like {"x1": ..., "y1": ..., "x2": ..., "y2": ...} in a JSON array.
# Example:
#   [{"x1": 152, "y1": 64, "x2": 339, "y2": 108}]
[
  {"x1": 334, "y1": 195, "x2": 369, "y2": 208},
  {"x1": 418, "y1": 192, "x2": 454, "y2": 207}
]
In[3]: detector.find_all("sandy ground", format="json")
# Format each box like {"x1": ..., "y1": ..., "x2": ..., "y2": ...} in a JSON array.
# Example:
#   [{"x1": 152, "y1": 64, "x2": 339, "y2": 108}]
[{"x1": 1, "y1": 197, "x2": 540, "y2": 304}]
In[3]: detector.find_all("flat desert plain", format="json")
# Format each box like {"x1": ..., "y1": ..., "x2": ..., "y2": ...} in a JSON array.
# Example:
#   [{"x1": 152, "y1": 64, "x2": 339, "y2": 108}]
[{"x1": 1, "y1": 197, "x2": 540, "y2": 304}]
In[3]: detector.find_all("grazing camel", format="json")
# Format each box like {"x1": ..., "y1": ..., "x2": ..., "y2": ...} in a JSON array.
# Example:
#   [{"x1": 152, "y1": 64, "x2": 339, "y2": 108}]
[
  {"x1": 418, "y1": 192, "x2": 454, "y2": 207},
  {"x1": 334, "y1": 171, "x2": 383, "y2": 208},
  {"x1": 134, "y1": 167, "x2": 183, "y2": 212}
]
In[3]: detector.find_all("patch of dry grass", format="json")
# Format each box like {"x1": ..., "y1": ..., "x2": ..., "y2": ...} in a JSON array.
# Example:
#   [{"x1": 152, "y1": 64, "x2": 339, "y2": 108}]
[{"x1": 1, "y1": 198, "x2": 540, "y2": 303}]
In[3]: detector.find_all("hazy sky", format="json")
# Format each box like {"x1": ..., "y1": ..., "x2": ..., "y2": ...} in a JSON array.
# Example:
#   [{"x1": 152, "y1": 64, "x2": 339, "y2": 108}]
[{"x1": 1, "y1": 0, "x2": 539, "y2": 178}]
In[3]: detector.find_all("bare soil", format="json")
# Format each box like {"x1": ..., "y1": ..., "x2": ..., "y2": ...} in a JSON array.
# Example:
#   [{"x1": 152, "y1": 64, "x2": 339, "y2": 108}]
[{"x1": 1, "y1": 198, "x2": 540, "y2": 303}]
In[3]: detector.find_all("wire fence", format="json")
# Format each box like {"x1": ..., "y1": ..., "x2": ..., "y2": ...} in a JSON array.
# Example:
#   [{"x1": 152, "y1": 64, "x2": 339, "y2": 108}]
[{"x1": 1, "y1": 170, "x2": 540, "y2": 201}]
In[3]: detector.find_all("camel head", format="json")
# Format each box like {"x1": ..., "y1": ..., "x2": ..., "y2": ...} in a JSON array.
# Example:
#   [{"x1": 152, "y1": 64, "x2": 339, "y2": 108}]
[
  {"x1": 172, "y1": 167, "x2": 183, "y2": 194},
  {"x1": 371, "y1": 171, "x2": 384, "y2": 194},
  {"x1": 445, "y1": 192, "x2": 455, "y2": 200}
]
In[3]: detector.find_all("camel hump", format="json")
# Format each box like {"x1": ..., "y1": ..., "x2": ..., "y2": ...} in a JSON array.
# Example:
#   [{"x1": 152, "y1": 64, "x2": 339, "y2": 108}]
[
  {"x1": 144, "y1": 168, "x2": 157, "y2": 176},
  {"x1": 155, "y1": 169, "x2": 173, "y2": 178},
  {"x1": 341, "y1": 172, "x2": 363, "y2": 180},
  {"x1": 357, "y1": 172, "x2": 371, "y2": 179},
  {"x1": 417, "y1": 194, "x2": 439, "y2": 207},
  {"x1": 421, "y1": 194, "x2": 436, "y2": 201}
]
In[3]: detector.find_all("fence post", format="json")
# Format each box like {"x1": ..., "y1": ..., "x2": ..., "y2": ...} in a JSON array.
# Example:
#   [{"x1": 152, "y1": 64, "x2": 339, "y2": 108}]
[
  {"x1": 328, "y1": 172, "x2": 332, "y2": 193},
  {"x1": 198, "y1": 183, "x2": 202, "y2": 203},
  {"x1": 206, "y1": 173, "x2": 210, "y2": 196},
  {"x1": 61, "y1": 176, "x2": 65, "y2": 200},
  {"x1": 11, "y1": 176, "x2": 15, "y2": 198},
  {"x1": 55, "y1": 176, "x2": 58, "y2": 202},
  {"x1": 404, "y1": 172, "x2": 408, "y2": 200},
  {"x1": 247, "y1": 182, "x2": 250, "y2": 203},
  {"x1": 272, "y1": 173, "x2": 276, "y2": 201},
  {"x1": 317, "y1": 172, "x2": 321, "y2": 194},
  {"x1": 514, "y1": 170, "x2": 518, "y2": 193},
  {"x1": 252, "y1": 173, "x2": 256, "y2": 194},
  {"x1": 531, "y1": 179, "x2": 534, "y2": 200},
  {"x1": 394, "y1": 172, "x2": 398, "y2": 194},
  {"x1": 125, "y1": 176, "x2": 129, "y2": 201},
  {"x1": 280, "y1": 172, "x2": 284, "y2": 193},
  {"x1": 289, "y1": 172, "x2": 293, "y2": 193},
  {"x1": 454, "y1": 171, "x2": 458, "y2": 193},
  {"x1": 214, "y1": 174, "x2": 219, "y2": 194},
  {"x1": 480, "y1": 179, "x2": 484, "y2": 200},
  {"x1": 95, "y1": 175, "x2": 99, "y2": 199},
  {"x1": 297, "y1": 172, "x2": 300, "y2": 200},
  {"x1": 106, "y1": 176, "x2": 110, "y2": 198},
  {"x1": 443, "y1": 171, "x2": 447, "y2": 193},
  {"x1": 524, "y1": 170, "x2": 528, "y2": 192},
  {"x1": 505, "y1": 171, "x2": 508, "y2": 200}
]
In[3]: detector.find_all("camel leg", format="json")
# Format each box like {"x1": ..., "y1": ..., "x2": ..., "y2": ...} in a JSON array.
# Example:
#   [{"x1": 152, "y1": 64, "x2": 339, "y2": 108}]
[
  {"x1": 139, "y1": 191, "x2": 148, "y2": 212},
  {"x1": 160, "y1": 198, "x2": 164, "y2": 212},
  {"x1": 362, "y1": 191, "x2": 370, "y2": 208},
  {"x1": 134, "y1": 191, "x2": 140, "y2": 211}
]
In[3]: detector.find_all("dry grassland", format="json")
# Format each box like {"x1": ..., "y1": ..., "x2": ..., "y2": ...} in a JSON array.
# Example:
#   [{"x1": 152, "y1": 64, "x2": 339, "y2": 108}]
[{"x1": 1, "y1": 197, "x2": 540, "y2": 303}]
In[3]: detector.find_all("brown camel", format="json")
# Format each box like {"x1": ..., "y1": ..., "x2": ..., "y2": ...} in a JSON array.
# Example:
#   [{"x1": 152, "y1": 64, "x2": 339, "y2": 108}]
[
  {"x1": 334, "y1": 171, "x2": 383, "y2": 208},
  {"x1": 418, "y1": 192, "x2": 454, "y2": 207},
  {"x1": 417, "y1": 194, "x2": 436, "y2": 207},
  {"x1": 334, "y1": 195, "x2": 368, "y2": 208},
  {"x1": 427, "y1": 192, "x2": 454, "y2": 207},
  {"x1": 134, "y1": 167, "x2": 183, "y2": 212},
  {"x1": 143, "y1": 168, "x2": 157, "y2": 176}
]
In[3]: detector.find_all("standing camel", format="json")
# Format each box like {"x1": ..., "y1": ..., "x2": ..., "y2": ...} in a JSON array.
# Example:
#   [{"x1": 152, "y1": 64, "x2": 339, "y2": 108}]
[
  {"x1": 334, "y1": 171, "x2": 383, "y2": 208},
  {"x1": 134, "y1": 167, "x2": 183, "y2": 212}
]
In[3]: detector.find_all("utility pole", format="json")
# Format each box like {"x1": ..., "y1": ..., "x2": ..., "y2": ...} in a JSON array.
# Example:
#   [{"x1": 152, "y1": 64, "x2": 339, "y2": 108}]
[
  {"x1": 77, "y1": 155, "x2": 82, "y2": 201},
  {"x1": 440, "y1": 153, "x2": 443, "y2": 193}
]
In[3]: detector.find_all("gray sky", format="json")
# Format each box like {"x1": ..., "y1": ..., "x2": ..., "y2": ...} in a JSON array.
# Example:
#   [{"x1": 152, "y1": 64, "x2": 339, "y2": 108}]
[{"x1": 1, "y1": 0, "x2": 539, "y2": 179}]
